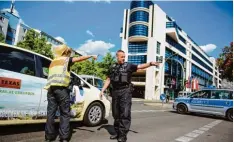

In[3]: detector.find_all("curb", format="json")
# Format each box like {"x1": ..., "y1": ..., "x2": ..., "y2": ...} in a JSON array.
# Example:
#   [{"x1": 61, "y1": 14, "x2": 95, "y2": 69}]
[{"x1": 144, "y1": 103, "x2": 172, "y2": 109}]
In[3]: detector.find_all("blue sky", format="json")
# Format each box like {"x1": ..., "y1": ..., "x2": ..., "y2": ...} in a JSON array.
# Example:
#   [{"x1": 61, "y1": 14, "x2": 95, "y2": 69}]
[{"x1": 0, "y1": 1, "x2": 232, "y2": 58}]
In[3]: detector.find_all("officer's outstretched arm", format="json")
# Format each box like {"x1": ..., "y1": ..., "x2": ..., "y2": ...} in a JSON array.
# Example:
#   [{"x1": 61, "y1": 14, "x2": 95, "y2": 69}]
[
  {"x1": 137, "y1": 61, "x2": 160, "y2": 69},
  {"x1": 72, "y1": 55, "x2": 97, "y2": 63}
]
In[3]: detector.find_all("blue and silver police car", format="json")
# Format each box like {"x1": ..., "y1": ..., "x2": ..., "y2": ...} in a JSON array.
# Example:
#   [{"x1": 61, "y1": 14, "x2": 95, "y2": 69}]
[{"x1": 173, "y1": 89, "x2": 233, "y2": 121}]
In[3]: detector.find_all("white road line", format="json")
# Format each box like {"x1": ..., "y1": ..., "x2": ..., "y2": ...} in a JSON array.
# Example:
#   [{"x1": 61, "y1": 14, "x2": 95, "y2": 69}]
[
  {"x1": 175, "y1": 136, "x2": 193, "y2": 142},
  {"x1": 185, "y1": 132, "x2": 200, "y2": 138},
  {"x1": 174, "y1": 120, "x2": 222, "y2": 142},
  {"x1": 110, "y1": 109, "x2": 169, "y2": 114},
  {"x1": 192, "y1": 130, "x2": 205, "y2": 134},
  {"x1": 199, "y1": 127, "x2": 210, "y2": 131}
]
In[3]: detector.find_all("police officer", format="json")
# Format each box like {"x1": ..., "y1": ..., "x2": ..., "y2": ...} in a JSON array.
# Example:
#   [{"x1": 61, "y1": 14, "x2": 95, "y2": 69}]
[
  {"x1": 44, "y1": 44, "x2": 97, "y2": 142},
  {"x1": 100, "y1": 50, "x2": 160, "y2": 142}
]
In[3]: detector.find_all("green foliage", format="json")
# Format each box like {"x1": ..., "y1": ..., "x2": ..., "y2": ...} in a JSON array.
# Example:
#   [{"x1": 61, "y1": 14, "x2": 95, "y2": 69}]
[
  {"x1": 16, "y1": 29, "x2": 54, "y2": 59},
  {"x1": 216, "y1": 42, "x2": 233, "y2": 82},
  {"x1": 0, "y1": 33, "x2": 5, "y2": 43},
  {"x1": 71, "y1": 52, "x2": 116, "y2": 80}
]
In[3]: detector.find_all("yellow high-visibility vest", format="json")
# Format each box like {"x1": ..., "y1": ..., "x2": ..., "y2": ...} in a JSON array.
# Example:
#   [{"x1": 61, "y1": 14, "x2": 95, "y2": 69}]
[{"x1": 44, "y1": 57, "x2": 70, "y2": 90}]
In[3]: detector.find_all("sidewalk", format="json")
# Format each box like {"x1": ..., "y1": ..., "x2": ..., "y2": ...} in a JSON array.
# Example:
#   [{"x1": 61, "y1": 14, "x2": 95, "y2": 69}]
[{"x1": 106, "y1": 96, "x2": 174, "y2": 103}]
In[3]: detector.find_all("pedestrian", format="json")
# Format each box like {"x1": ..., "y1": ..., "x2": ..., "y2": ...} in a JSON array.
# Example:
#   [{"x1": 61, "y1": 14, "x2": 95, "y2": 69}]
[
  {"x1": 99, "y1": 50, "x2": 161, "y2": 142},
  {"x1": 44, "y1": 44, "x2": 97, "y2": 142}
]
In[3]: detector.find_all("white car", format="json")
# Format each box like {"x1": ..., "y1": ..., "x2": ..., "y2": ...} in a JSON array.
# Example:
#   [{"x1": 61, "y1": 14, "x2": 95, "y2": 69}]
[{"x1": 0, "y1": 43, "x2": 110, "y2": 126}]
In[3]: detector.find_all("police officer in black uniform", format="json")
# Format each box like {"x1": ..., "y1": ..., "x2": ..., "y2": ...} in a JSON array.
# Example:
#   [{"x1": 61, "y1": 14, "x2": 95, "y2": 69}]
[{"x1": 100, "y1": 50, "x2": 160, "y2": 142}]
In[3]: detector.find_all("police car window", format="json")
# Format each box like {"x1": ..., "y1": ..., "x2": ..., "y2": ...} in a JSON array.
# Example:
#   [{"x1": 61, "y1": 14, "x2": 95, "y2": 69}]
[
  {"x1": 0, "y1": 45, "x2": 36, "y2": 76},
  {"x1": 40, "y1": 57, "x2": 51, "y2": 78},
  {"x1": 211, "y1": 90, "x2": 230, "y2": 99},
  {"x1": 192, "y1": 90, "x2": 210, "y2": 98}
]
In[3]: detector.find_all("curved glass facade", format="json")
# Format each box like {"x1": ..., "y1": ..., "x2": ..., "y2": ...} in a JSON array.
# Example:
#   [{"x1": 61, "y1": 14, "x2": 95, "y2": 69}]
[
  {"x1": 128, "y1": 42, "x2": 147, "y2": 53},
  {"x1": 128, "y1": 55, "x2": 147, "y2": 65},
  {"x1": 130, "y1": 1, "x2": 153, "y2": 9},
  {"x1": 130, "y1": 11, "x2": 149, "y2": 23},
  {"x1": 129, "y1": 24, "x2": 148, "y2": 37}
]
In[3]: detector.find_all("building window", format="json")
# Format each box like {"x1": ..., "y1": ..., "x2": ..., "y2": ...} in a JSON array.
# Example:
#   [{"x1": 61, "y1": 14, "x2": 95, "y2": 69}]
[
  {"x1": 128, "y1": 42, "x2": 147, "y2": 53},
  {"x1": 179, "y1": 35, "x2": 186, "y2": 44},
  {"x1": 166, "y1": 35, "x2": 186, "y2": 54},
  {"x1": 192, "y1": 54, "x2": 213, "y2": 72},
  {"x1": 156, "y1": 42, "x2": 160, "y2": 54},
  {"x1": 6, "y1": 36, "x2": 12, "y2": 41},
  {"x1": 128, "y1": 55, "x2": 147, "y2": 65},
  {"x1": 129, "y1": 24, "x2": 148, "y2": 37},
  {"x1": 0, "y1": 25, "x2": 3, "y2": 32},
  {"x1": 8, "y1": 28, "x2": 16, "y2": 34},
  {"x1": 156, "y1": 56, "x2": 159, "y2": 62},
  {"x1": 130, "y1": 11, "x2": 149, "y2": 23},
  {"x1": 192, "y1": 46, "x2": 212, "y2": 66},
  {"x1": 0, "y1": 16, "x2": 4, "y2": 22},
  {"x1": 23, "y1": 28, "x2": 27, "y2": 33}
]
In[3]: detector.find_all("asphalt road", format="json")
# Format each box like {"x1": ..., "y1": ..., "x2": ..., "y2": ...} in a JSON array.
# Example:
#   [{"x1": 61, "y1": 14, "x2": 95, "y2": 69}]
[{"x1": 0, "y1": 102, "x2": 232, "y2": 142}]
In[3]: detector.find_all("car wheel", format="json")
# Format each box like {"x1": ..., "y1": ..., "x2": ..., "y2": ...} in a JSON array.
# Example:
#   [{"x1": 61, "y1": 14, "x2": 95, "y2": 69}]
[
  {"x1": 177, "y1": 104, "x2": 188, "y2": 114},
  {"x1": 84, "y1": 102, "x2": 104, "y2": 126},
  {"x1": 226, "y1": 109, "x2": 233, "y2": 122}
]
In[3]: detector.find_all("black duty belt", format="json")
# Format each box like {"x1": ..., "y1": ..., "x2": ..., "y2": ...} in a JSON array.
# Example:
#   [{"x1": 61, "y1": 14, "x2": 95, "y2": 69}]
[{"x1": 113, "y1": 84, "x2": 129, "y2": 90}]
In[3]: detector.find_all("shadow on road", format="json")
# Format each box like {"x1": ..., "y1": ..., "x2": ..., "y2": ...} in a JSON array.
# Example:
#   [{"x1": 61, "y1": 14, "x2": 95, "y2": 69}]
[
  {"x1": 0, "y1": 119, "x2": 109, "y2": 136},
  {"x1": 169, "y1": 110, "x2": 228, "y2": 121},
  {"x1": 97, "y1": 124, "x2": 139, "y2": 135}
]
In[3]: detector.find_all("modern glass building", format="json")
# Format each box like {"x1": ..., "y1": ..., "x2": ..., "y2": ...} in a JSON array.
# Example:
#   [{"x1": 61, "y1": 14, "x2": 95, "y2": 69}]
[
  {"x1": 120, "y1": 0, "x2": 222, "y2": 100},
  {"x1": 0, "y1": 2, "x2": 63, "y2": 46}
]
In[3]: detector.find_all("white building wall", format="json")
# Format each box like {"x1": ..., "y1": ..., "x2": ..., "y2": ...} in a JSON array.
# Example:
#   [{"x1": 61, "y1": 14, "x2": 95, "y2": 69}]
[
  {"x1": 121, "y1": 9, "x2": 130, "y2": 61},
  {"x1": 145, "y1": 5, "x2": 166, "y2": 100}
]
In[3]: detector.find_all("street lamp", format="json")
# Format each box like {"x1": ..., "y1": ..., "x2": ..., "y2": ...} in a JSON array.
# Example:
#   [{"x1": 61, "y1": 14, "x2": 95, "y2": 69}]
[
  {"x1": 160, "y1": 52, "x2": 186, "y2": 96},
  {"x1": 160, "y1": 52, "x2": 179, "y2": 95}
]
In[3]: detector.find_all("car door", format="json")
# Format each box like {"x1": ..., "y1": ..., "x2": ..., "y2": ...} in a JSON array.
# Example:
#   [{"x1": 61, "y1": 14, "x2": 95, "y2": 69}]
[
  {"x1": 35, "y1": 56, "x2": 51, "y2": 117},
  {"x1": 189, "y1": 90, "x2": 210, "y2": 112},
  {"x1": 0, "y1": 46, "x2": 41, "y2": 118},
  {"x1": 208, "y1": 90, "x2": 233, "y2": 115}
]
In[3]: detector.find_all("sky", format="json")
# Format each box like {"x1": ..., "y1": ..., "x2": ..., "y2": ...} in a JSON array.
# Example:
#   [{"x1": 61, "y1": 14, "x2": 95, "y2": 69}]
[{"x1": 0, "y1": 1, "x2": 232, "y2": 59}]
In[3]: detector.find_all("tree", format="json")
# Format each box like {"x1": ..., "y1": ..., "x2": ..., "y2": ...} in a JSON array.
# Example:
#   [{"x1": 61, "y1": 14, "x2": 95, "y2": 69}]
[
  {"x1": 17, "y1": 29, "x2": 54, "y2": 59},
  {"x1": 0, "y1": 33, "x2": 5, "y2": 43},
  {"x1": 216, "y1": 42, "x2": 233, "y2": 82},
  {"x1": 71, "y1": 52, "x2": 116, "y2": 80},
  {"x1": 96, "y1": 52, "x2": 116, "y2": 80}
]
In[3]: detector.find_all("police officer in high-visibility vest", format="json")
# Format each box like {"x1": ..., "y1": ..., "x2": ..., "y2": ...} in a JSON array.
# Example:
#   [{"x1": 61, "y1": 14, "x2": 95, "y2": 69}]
[
  {"x1": 44, "y1": 44, "x2": 97, "y2": 142},
  {"x1": 100, "y1": 50, "x2": 160, "y2": 142}
]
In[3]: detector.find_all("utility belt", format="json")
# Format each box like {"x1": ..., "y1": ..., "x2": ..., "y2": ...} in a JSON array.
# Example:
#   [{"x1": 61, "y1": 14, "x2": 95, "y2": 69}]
[{"x1": 112, "y1": 84, "x2": 129, "y2": 90}]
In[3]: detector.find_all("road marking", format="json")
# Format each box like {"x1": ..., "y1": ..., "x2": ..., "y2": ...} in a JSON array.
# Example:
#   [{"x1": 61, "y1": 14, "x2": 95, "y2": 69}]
[
  {"x1": 199, "y1": 127, "x2": 210, "y2": 131},
  {"x1": 174, "y1": 120, "x2": 222, "y2": 142},
  {"x1": 185, "y1": 132, "x2": 200, "y2": 138},
  {"x1": 192, "y1": 130, "x2": 205, "y2": 134},
  {"x1": 110, "y1": 109, "x2": 169, "y2": 114},
  {"x1": 175, "y1": 136, "x2": 193, "y2": 142}
]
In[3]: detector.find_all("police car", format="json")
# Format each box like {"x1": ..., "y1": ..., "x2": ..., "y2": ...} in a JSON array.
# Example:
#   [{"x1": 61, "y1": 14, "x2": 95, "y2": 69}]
[{"x1": 173, "y1": 89, "x2": 233, "y2": 121}]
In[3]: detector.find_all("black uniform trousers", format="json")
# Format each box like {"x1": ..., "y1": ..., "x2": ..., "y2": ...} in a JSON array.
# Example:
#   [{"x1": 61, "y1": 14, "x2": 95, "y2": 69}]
[
  {"x1": 112, "y1": 87, "x2": 132, "y2": 140},
  {"x1": 45, "y1": 86, "x2": 71, "y2": 141}
]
